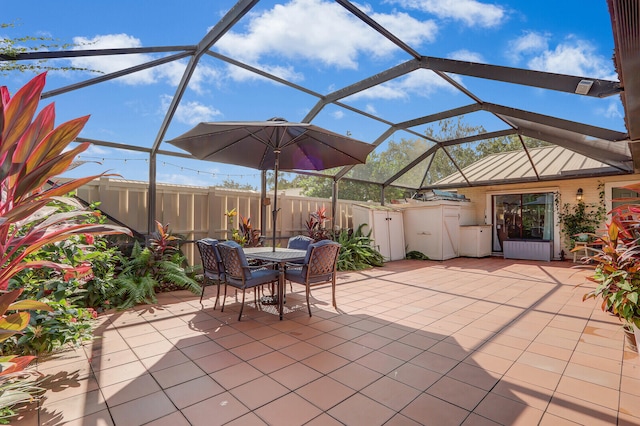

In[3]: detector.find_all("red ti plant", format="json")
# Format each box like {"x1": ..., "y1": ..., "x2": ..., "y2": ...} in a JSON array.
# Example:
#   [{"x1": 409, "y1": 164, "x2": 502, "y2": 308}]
[
  {"x1": 0, "y1": 72, "x2": 131, "y2": 290},
  {"x1": 149, "y1": 220, "x2": 179, "y2": 259},
  {"x1": 583, "y1": 183, "x2": 640, "y2": 327},
  {"x1": 305, "y1": 206, "x2": 332, "y2": 241},
  {"x1": 239, "y1": 214, "x2": 262, "y2": 247}
]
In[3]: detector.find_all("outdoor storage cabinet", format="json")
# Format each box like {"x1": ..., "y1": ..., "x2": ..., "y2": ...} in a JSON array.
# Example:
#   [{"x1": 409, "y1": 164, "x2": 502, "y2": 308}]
[
  {"x1": 459, "y1": 225, "x2": 492, "y2": 257},
  {"x1": 401, "y1": 201, "x2": 475, "y2": 261},
  {"x1": 352, "y1": 204, "x2": 405, "y2": 261}
]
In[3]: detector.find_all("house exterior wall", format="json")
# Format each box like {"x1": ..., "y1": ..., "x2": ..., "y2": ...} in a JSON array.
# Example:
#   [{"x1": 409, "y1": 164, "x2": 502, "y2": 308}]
[{"x1": 454, "y1": 174, "x2": 640, "y2": 257}]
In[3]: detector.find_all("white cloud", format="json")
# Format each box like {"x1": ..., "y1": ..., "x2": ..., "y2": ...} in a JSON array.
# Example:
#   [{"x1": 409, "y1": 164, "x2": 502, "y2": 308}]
[
  {"x1": 82, "y1": 144, "x2": 110, "y2": 156},
  {"x1": 365, "y1": 104, "x2": 378, "y2": 115},
  {"x1": 71, "y1": 34, "x2": 157, "y2": 85},
  {"x1": 226, "y1": 63, "x2": 304, "y2": 83},
  {"x1": 331, "y1": 110, "x2": 345, "y2": 120},
  {"x1": 188, "y1": 64, "x2": 224, "y2": 93},
  {"x1": 70, "y1": 34, "x2": 223, "y2": 92},
  {"x1": 160, "y1": 94, "x2": 222, "y2": 125},
  {"x1": 507, "y1": 31, "x2": 549, "y2": 63},
  {"x1": 526, "y1": 36, "x2": 616, "y2": 79},
  {"x1": 215, "y1": 0, "x2": 437, "y2": 72},
  {"x1": 506, "y1": 32, "x2": 616, "y2": 79},
  {"x1": 369, "y1": 9, "x2": 438, "y2": 46},
  {"x1": 389, "y1": 0, "x2": 506, "y2": 28},
  {"x1": 157, "y1": 172, "x2": 216, "y2": 186},
  {"x1": 347, "y1": 68, "x2": 454, "y2": 100},
  {"x1": 448, "y1": 49, "x2": 486, "y2": 63},
  {"x1": 601, "y1": 101, "x2": 623, "y2": 119}
]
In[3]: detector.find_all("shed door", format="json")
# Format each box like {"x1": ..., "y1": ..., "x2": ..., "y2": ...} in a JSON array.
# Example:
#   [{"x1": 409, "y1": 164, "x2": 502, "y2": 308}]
[
  {"x1": 442, "y1": 206, "x2": 459, "y2": 259},
  {"x1": 372, "y1": 211, "x2": 390, "y2": 260},
  {"x1": 387, "y1": 211, "x2": 405, "y2": 261}
]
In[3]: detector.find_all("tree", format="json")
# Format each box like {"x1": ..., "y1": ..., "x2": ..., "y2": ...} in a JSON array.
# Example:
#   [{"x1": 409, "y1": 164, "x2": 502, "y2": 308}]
[
  {"x1": 476, "y1": 134, "x2": 550, "y2": 157},
  {"x1": 268, "y1": 117, "x2": 552, "y2": 203},
  {"x1": 266, "y1": 171, "x2": 297, "y2": 191},
  {"x1": 422, "y1": 117, "x2": 484, "y2": 183},
  {"x1": 219, "y1": 179, "x2": 256, "y2": 191}
]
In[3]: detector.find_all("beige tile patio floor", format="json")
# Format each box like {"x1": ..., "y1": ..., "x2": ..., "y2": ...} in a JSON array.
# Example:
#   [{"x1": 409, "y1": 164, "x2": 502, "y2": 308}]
[{"x1": 13, "y1": 257, "x2": 640, "y2": 425}]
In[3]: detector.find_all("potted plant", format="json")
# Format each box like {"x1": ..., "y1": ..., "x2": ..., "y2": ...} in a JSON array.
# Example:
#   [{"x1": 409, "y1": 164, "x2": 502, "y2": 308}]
[{"x1": 583, "y1": 184, "x2": 640, "y2": 353}]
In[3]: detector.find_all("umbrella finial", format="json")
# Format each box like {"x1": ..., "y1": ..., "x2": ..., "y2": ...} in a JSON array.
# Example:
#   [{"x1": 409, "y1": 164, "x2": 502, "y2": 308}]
[{"x1": 268, "y1": 117, "x2": 287, "y2": 122}]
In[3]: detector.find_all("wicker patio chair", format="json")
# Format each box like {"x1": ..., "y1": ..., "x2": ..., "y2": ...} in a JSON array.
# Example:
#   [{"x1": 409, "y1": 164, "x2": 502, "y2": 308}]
[
  {"x1": 217, "y1": 241, "x2": 280, "y2": 321},
  {"x1": 285, "y1": 240, "x2": 341, "y2": 317}
]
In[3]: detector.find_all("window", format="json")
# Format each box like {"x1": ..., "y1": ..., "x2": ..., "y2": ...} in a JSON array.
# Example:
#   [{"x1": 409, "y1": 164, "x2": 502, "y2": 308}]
[
  {"x1": 492, "y1": 193, "x2": 554, "y2": 252},
  {"x1": 612, "y1": 186, "x2": 640, "y2": 211}
]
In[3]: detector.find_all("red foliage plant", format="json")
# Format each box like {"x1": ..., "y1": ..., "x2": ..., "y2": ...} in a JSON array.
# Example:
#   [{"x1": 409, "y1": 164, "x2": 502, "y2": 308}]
[{"x1": 0, "y1": 72, "x2": 131, "y2": 290}]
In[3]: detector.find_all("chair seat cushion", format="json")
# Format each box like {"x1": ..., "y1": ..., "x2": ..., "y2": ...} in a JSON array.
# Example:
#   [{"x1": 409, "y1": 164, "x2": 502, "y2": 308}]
[
  {"x1": 285, "y1": 268, "x2": 332, "y2": 284},
  {"x1": 227, "y1": 268, "x2": 279, "y2": 288}
]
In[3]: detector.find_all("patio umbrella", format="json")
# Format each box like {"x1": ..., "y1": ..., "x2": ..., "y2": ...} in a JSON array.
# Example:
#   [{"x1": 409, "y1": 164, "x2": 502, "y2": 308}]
[{"x1": 167, "y1": 118, "x2": 375, "y2": 250}]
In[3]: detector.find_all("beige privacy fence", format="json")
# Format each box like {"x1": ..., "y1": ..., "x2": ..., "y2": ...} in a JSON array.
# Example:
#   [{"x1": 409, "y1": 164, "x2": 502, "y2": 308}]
[{"x1": 76, "y1": 178, "x2": 361, "y2": 265}]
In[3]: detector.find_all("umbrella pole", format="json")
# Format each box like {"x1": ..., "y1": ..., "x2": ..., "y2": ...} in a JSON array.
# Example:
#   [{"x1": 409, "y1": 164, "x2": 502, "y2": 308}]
[{"x1": 272, "y1": 149, "x2": 280, "y2": 252}]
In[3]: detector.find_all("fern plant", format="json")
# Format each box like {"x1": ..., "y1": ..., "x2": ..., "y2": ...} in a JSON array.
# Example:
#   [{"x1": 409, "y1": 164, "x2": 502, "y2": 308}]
[{"x1": 114, "y1": 239, "x2": 201, "y2": 309}]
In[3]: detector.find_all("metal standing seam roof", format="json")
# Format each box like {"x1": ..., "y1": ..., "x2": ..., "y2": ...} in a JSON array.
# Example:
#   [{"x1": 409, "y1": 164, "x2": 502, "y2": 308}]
[{"x1": 434, "y1": 145, "x2": 622, "y2": 187}]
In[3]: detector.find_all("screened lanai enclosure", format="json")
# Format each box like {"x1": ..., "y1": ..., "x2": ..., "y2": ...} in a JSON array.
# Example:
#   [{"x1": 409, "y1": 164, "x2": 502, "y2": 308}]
[{"x1": 3, "y1": 0, "x2": 640, "y2": 236}]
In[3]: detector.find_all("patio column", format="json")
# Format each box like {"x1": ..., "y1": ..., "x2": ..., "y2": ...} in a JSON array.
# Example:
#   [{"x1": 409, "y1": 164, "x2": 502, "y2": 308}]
[
  {"x1": 261, "y1": 170, "x2": 267, "y2": 241},
  {"x1": 147, "y1": 152, "x2": 157, "y2": 239},
  {"x1": 332, "y1": 180, "x2": 338, "y2": 230}
]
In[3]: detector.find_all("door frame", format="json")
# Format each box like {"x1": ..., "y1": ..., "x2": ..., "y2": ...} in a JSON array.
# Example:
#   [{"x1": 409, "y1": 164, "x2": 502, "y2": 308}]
[{"x1": 485, "y1": 186, "x2": 560, "y2": 258}]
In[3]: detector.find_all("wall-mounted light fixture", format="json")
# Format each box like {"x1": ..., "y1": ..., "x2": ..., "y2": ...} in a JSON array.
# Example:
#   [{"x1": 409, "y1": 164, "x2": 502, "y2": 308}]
[
  {"x1": 576, "y1": 188, "x2": 583, "y2": 201},
  {"x1": 575, "y1": 79, "x2": 594, "y2": 95}
]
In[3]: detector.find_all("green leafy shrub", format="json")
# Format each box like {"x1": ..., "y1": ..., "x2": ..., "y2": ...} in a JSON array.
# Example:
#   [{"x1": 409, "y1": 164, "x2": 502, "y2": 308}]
[
  {"x1": 406, "y1": 250, "x2": 429, "y2": 260},
  {"x1": 0, "y1": 290, "x2": 51, "y2": 419},
  {"x1": 113, "y1": 222, "x2": 201, "y2": 309},
  {"x1": 11, "y1": 232, "x2": 120, "y2": 312},
  {"x1": 0, "y1": 369, "x2": 44, "y2": 424},
  {"x1": 1, "y1": 299, "x2": 97, "y2": 356},
  {"x1": 334, "y1": 225, "x2": 384, "y2": 271},
  {"x1": 556, "y1": 185, "x2": 606, "y2": 249}
]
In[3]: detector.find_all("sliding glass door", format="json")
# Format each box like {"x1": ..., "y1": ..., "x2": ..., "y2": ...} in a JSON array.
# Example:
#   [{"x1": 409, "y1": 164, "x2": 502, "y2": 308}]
[{"x1": 492, "y1": 193, "x2": 554, "y2": 252}]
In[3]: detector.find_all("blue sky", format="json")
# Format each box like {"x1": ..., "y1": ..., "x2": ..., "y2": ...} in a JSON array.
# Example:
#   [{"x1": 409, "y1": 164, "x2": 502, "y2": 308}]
[{"x1": 2, "y1": 0, "x2": 623, "y2": 189}]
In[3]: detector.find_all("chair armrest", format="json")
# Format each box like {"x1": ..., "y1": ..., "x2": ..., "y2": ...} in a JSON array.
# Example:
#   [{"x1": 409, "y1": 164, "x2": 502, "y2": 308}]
[
  {"x1": 284, "y1": 262, "x2": 304, "y2": 274},
  {"x1": 247, "y1": 262, "x2": 278, "y2": 271}
]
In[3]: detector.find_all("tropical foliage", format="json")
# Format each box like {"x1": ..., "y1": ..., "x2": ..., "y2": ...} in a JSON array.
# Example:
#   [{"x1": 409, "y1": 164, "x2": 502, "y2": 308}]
[
  {"x1": 0, "y1": 72, "x2": 129, "y2": 422},
  {"x1": 225, "y1": 208, "x2": 262, "y2": 247},
  {"x1": 113, "y1": 221, "x2": 200, "y2": 309},
  {"x1": 583, "y1": 183, "x2": 640, "y2": 328},
  {"x1": 334, "y1": 225, "x2": 385, "y2": 271},
  {"x1": 0, "y1": 289, "x2": 50, "y2": 422},
  {"x1": 556, "y1": 184, "x2": 606, "y2": 249},
  {"x1": 0, "y1": 72, "x2": 131, "y2": 291},
  {"x1": 305, "y1": 206, "x2": 332, "y2": 241},
  {"x1": 2, "y1": 299, "x2": 97, "y2": 356}
]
